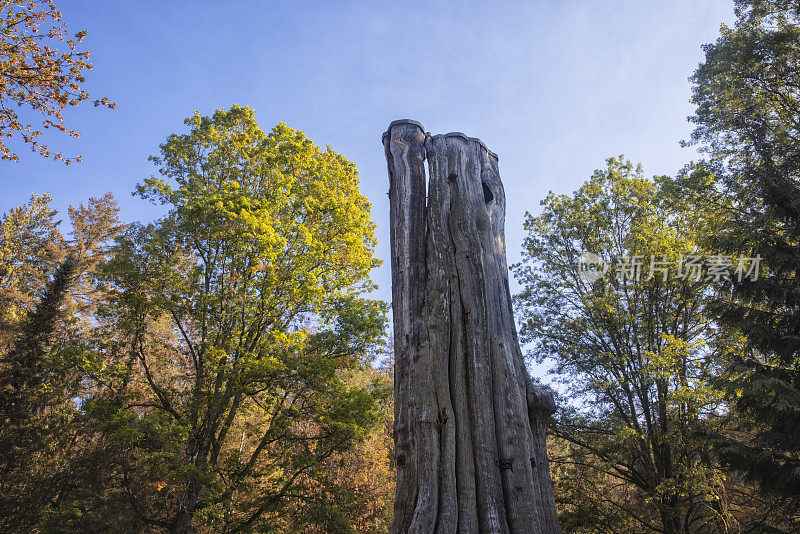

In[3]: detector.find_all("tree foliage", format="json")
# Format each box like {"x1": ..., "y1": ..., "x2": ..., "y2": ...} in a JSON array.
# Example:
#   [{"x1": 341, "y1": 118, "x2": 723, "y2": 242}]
[
  {"x1": 0, "y1": 191, "x2": 121, "y2": 340},
  {"x1": 0, "y1": 192, "x2": 121, "y2": 532},
  {"x1": 55, "y1": 106, "x2": 389, "y2": 533},
  {"x1": 0, "y1": 0, "x2": 114, "y2": 163},
  {"x1": 0, "y1": 107, "x2": 391, "y2": 533},
  {"x1": 0, "y1": 193, "x2": 62, "y2": 337},
  {"x1": 513, "y1": 157, "x2": 765, "y2": 533},
  {"x1": 686, "y1": 0, "x2": 800, "y2": 520},
  {"x1": 280, "y1": 364, "x2": 394, "y2": 534},
  {"x1": 0, "y1": 255, "x2": 76, "y2": 529}
]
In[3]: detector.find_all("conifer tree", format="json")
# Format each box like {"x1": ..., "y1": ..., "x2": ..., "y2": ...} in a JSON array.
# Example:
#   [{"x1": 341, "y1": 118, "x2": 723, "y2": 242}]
[
  {"x1": 687, "y1": 0, "x2": 800, "y2": 517},
  {"x1": 0, "y1": 255, "x2": 76, "y2": 530}
]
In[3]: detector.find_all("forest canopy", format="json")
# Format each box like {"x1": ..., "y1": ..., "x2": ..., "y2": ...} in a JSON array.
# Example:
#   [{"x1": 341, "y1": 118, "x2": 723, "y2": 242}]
[{"x1": 2, "y1": 0, "x2": 800, "y2": 533}]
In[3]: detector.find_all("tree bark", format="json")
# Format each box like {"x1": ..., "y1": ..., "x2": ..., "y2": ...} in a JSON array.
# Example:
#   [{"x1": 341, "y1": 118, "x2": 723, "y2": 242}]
[{"x1": 384, "y1": 120, "x2": 561, "y2": 534}]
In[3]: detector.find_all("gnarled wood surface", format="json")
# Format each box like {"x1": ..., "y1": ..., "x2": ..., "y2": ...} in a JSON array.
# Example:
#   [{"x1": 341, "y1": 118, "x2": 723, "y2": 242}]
[{"x1": 383, "y1": 120, "x2": 560, "y2": 534}]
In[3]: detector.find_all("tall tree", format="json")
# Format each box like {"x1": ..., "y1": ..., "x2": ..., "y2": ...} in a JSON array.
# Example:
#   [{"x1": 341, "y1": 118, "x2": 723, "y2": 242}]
[
  {"x1": 513, "y1": 158, "x2": 745, "y2": 533},
  {"x1": 0, "y1": 193, "x2": 63, "y2": 343},
  {"x1": 687, "y1": 0, "x2": 800, "y2": 519},
  {"x1": 0, "y1": 192, "x2": 122, "y2": 345},
  {"x1": 0, "y1": 0, "x2": 114, "y2": 163},
  {"x1": 0, "y1": 255, "x2": 75, "y2": 530},
  {"x1": 0, "y1": 192, "x2": 122, "y2": 532},
  {"x1": 74, "y1": 106, "x2": 387, "y2": 533}
]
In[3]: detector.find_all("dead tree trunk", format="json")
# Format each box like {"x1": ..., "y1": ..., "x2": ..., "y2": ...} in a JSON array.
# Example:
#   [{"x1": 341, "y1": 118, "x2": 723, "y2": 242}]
[{"x1": 384, "y1": 120, "x2": 561, "y2": 534}]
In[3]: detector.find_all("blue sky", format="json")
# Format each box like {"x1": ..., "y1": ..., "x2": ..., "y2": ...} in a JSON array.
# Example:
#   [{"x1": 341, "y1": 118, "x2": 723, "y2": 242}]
[{"x1": 3, "y1": 1, "x2": 734, "y2": 369}]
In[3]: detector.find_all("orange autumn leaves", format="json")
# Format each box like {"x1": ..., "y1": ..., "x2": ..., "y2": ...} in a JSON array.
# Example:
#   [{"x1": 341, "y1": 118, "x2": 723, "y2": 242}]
[{"x1": 1, "y1": 0, "x2": 113, "y2": 163}]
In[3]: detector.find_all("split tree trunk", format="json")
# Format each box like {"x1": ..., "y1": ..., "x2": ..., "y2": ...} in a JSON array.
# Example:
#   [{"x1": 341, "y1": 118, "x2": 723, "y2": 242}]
[{"x1": 383, "y1": 120, "x2": 561, "y2": 534}]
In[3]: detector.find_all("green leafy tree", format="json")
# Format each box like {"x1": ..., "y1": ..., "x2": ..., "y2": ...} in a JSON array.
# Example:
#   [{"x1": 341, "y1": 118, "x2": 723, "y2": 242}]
[
  {"x1": 547, "y1": 433, "x2": 644, "y2": 534},
  {"x1": 71, "y1": 106, "x2": 387, "y2": 533},
  {"x1": 287, "y1": 363, "x2": 394, "y2": 534},
  {"x1": 513, "y1": 157, "x2": 740, "y2": 533},
  {"x1": 687, "y1": 0, "x2": 800, "y2": 520}
]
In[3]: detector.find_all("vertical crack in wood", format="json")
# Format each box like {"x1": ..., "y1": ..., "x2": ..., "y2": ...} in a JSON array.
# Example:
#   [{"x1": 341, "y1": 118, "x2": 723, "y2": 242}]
[{"x1": 385, "y1": 121, "x2": 561, "y2": 534}]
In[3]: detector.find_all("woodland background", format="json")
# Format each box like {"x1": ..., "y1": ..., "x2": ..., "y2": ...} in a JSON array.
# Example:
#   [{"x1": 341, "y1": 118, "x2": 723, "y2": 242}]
[{"x1": 1, "y1": 0, "x2": 799, "y2": 532}]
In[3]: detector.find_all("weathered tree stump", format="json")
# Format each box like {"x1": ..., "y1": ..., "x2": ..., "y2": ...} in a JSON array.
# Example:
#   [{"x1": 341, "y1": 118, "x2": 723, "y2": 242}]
[{"x1": 383, "y1": 120, "x2": 560, "y2": 534}]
